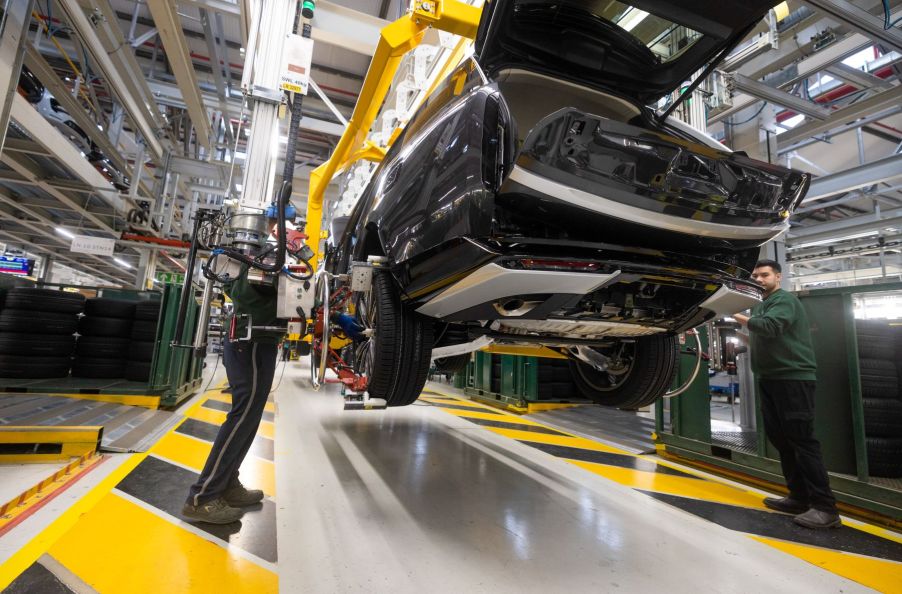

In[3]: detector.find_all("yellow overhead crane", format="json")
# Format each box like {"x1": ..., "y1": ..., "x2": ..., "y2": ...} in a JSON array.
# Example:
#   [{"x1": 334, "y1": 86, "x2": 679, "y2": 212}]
[{"x1": 303, "y1": 0, "x2": 482, "y2": 267}]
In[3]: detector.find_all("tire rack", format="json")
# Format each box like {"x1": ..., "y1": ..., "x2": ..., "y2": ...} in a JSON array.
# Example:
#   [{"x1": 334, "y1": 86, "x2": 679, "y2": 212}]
[
  {"x1": 0, "y1": 281, "x2": 203, "y2": 409},
  {"x1": 654, "y1": 281, "x2": 902, "y2": 526}
]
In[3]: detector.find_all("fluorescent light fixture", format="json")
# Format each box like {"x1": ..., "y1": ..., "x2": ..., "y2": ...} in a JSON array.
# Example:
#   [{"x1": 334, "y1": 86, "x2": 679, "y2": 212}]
[
  {"x1": 113, "y1": 257, "x2": 132, "y2": 269},
  {"x1": 791, "y1": 230, "x2": 880, "y2": 249},
  {"x1": 618, "y1": 7, "x2": 649, "y2": 32},
  {"x1": 55, "y1": 227, "x2": 75, "y2": 239}
]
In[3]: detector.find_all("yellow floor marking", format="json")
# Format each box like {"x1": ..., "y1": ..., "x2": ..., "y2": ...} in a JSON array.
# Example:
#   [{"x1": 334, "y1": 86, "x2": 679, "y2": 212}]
[
  {"x1": 485, "y1": 427, "x2": 630, "y2": 455},
  {"x1": 206, "y1": 392, "x2": 276, "y2": 414},
  {"x1": 750, "y1": 535, "x2": 902, "y2": 593},
  {"x1": 187, "y1": 407, "x2": 275, "y2": 440},
  {"x1": 49, "y1": 492, "x2": 277, "y2": 594},
  {"x1": 439, "y1": 408, "x2": 547, "y2": 426},
  {"x1": 0, "y1": 451, "x2": 148, "y2": 590},
  {"x1": 843, "y1": 521, "x2": 902, "y2": 545},
  {"x1": 151, "y1": 432, "x2": 275, "y2": 498},
  {"x1": 420, "y1": 396, "x2": 496, "y2": 411},
  {"x1": 566, "y1": 459, "x2": 769, "y2": 510}
]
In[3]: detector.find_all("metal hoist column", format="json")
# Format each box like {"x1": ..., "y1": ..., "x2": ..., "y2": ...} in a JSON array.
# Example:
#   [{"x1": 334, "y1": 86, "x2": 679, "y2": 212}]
[
  {"x1": 0, "y1": 0, "x2": 37, "y2": 155},
  {"x1": 239, "y1": 0, "x2": 296, "y2": 210}
]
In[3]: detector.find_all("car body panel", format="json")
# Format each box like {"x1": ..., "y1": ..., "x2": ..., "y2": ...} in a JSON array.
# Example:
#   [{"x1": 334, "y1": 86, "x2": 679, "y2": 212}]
[
  {"x1": 475, "y1": 0, "x2": 782, "y2": 104},
  {"x1": 331, "y1": 1, "x2": 798, "y2": 339}
]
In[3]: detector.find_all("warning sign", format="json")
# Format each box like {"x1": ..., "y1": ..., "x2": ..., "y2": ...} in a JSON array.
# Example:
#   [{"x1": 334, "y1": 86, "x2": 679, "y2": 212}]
[{"x1": 280, "y1": 34, "x2": 314, "y2": 95}]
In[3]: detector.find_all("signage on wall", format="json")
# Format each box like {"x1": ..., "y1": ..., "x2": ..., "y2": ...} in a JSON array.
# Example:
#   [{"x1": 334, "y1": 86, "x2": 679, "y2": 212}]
[
  {"x1": 0, "y1": 255, "x2": 34, "y2": 276},
  {"x1": 70, "y1": 235, "x2": 116, "y2": 256},
  {"x1": 155, "y1": 271, "x2": 185, "y2": 285},
  {"x1": 279, "y1": 34, "x2": 313, "y2": 94}
]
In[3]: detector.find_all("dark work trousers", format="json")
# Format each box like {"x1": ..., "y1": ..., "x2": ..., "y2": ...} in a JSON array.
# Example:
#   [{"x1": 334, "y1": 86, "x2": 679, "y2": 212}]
[
  {"x1": 759, "y1": 379, "x2": 837, "y2": 512},
  {"x1": 187, "y1": 339, "x2": 278, "y2": 506}
]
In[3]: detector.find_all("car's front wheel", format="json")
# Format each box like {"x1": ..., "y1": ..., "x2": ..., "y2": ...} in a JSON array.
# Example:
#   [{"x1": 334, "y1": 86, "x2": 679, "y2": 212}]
[
  {"x1": 569, "y1": 334, "x2": 678, "y2": 409},
  {"x1": 352, "y1": 269, "x2": 433, "y2": 406}
]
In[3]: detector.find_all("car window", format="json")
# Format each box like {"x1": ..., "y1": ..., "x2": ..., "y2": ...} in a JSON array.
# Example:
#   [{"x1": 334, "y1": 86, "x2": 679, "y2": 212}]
[{"x1": 404, "y1": 58, "x2": 485, "y2": 142}]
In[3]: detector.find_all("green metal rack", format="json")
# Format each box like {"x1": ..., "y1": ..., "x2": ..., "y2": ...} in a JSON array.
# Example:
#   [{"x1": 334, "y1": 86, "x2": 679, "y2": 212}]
[
  {"x1": 0, "y1": 283, "x2": 203, "y2": 409},
  {"x1": 655, "y1": 283, "x2": 902, "y2": 524}
]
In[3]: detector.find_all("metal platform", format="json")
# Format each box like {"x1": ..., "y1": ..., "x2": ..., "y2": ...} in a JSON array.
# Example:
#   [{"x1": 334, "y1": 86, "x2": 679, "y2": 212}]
[{"x1": 0, "y1": 394, "x2": 178, "y2": 453}]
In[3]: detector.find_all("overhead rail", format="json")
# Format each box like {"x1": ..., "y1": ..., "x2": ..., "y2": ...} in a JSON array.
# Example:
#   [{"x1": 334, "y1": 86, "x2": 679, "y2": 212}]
[
  {"x1": 802, "y1": 0, "x2": 902, "y2": 53},
  {"x1": 146, "y1": 0, "x2": 214, "y2": 150},
  {"x1": 803, "y1": 153, "x2": 902, "y2": 203},
  {"x1": 56, "y1": 0, "x2": 167, "y2": 161},
  {"x1": 304, "y1": 0, "x2": 483, "y2": 265}
]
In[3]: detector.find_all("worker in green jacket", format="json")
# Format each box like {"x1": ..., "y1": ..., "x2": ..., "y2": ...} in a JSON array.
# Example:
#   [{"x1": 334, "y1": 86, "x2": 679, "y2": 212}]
[
  {"x1": 183, "y1": 227, "x2": 284, "y2": 524},
  {"x1": 734, "y1": 259, "x2": 840, "y2": 530}
]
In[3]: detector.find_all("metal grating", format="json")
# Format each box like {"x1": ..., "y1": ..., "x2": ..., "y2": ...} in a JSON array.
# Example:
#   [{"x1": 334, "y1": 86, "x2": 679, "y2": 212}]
[{"x1": 711, "y1": 430, "x2": 758, "y2": 455}]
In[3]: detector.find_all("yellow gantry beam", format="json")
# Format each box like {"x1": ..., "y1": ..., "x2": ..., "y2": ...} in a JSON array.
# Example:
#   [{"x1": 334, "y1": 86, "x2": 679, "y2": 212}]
[{"x1": 304, "y1": 0, "x2": 482, "y2": 267}]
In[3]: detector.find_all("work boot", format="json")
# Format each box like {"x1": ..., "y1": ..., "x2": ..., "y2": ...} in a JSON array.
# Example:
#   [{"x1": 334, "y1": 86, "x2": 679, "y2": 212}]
[
  {"x1": 793, "y1": 508, "x2": 842, "y2": 529},
  {"x1": 223, "y1": 480, "x2": 264, "y2": 507},
  {"x1": 763, "y1": 496, "x2": 808, "y2": 514},
  {"x1": 182, "y1": 498, "x2": 243, "y2": 524}
]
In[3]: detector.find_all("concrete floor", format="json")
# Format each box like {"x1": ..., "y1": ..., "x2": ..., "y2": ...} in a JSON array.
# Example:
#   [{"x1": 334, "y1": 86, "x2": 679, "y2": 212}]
[{"x1": 274, "y1": 363, "x2": 874, "y2": 593}]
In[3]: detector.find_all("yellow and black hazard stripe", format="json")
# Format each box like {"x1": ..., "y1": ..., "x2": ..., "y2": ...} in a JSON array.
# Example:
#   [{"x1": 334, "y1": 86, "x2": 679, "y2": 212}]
[
  {"x1": 421, "y1": 389, "x2": 902, "y2": 593},
  {"x1": 0, "y1": 384, "x2": 279, "y2": 593}
]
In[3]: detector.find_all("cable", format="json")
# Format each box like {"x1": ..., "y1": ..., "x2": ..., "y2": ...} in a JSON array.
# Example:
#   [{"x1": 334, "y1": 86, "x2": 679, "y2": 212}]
[
  {"x1": 883, "y1": 0, "x2": 902, "y2": 29},
  {"x1": 269, "y1": 358, "x2": 288, "y2": 395},
  {"x1": 722, "y1": 102, "x2": 768, "y2": 126}
]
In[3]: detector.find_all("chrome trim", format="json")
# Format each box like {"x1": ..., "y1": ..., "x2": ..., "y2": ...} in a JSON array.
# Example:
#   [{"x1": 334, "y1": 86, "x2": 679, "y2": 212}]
[
  {"x1": 507, "y1": 166, "x2": 788, "y2": 241},
  {"x1": 699, "y1": 285, "x2": 761, "y2": 316},
  {"x1": 416, "y1": 263, "x2": 620, "y2": 318}
]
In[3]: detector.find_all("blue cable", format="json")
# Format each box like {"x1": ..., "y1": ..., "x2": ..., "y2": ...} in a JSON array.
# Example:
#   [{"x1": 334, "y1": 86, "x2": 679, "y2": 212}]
[{"x1": 883, "y1": 0, "x2": 902, "y2": 28}]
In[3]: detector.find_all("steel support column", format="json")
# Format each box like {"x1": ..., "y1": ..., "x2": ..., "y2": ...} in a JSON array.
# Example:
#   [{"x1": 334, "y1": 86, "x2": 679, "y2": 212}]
[{"x1": 0, "y1": 0, "x2": 36, "y2": 155}]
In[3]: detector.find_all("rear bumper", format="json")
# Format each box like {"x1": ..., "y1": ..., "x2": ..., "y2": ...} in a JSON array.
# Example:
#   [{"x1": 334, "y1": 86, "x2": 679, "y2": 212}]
[{"x1": 506, "y1": 165, "x2": 787, "y2": 241}]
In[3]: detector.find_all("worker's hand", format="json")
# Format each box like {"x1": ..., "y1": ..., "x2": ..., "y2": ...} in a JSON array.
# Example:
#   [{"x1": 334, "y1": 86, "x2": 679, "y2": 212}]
[{"x1": 733, "y1": 313, "x2": 749, "y2": 326}]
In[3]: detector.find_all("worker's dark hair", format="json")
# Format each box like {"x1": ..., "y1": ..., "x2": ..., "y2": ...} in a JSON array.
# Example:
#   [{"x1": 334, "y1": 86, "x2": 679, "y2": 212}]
[{"x1": 754, "y1": 259, "x2": 782, "y2": 273}]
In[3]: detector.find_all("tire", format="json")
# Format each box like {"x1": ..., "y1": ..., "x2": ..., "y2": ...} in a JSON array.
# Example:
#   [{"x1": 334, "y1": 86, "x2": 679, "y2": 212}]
[
  {"x1": 352, "y1": 270, "x2": 432, "y2": 407},
  {"x1": 861, "y1": 378, "x2": 899, "y2": 399},
  {"x1": 134, "y1": 301, "x2": 162, "y2": 321},
  {"x1": 4, "y1": 288, "x2": 85, "y2": 314},
  {"x1": 78, "y1": 316, "x2": 133, "y2": 338},
  {"x1": 125, "y1": 360, "x2": 151, "y2": 382},
  {"x1": 866, "y1": 437, "x2": 902, "y2": 478},
  {"x1": 858, "y1": 343, "x2": 897, "y2": 361},
  {"x1": 75, "y1": 336, "x2": 130, "y2": 358},
  {"x1": 0, "y1": 355, "x2": 70, "y2": 379},
  {"x1": 0, "y1": 333, "x2": 75, "y2": 356},
  {"x1": 569, "y1": 334, "x2": 678, "y2": 409},
  {"x1": 859, "y1": 358, "x2": 898, "y2": 378},
  {"x1": 128, "y1": 340, "x2": 155, "y2": 362},
  {"x1": 433, "y1": 354, "x2": 470, "y2": 374},
  {"x1": 71, "y1": 357, "x2": 126, "y2": 378},
  {"x1": 84, "y1": 298, "x2": 136, "y2": 319},
  {"x1": 862, "y1": 398, "x2": 902, "y2": 437},
  {"x1": 0, "y1": 309, "x2": 78, "y2": 335},
  {"x1": 131, "y1": 320, "x2": 157, "y2": 341}
]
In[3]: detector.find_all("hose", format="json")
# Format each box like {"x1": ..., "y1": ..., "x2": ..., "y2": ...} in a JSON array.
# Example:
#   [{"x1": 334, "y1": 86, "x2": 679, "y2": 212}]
[{"x1": 663, "y1": 330, "x2": 704, "y2": 398}]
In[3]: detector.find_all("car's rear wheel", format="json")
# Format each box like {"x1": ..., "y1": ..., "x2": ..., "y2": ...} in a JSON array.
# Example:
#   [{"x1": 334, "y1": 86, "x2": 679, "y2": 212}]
[
  {"x1": 569, "y1": 334, "x2": 678, "y2": 409},
  {"x1": 352, "y1": 269, "x2": 432, "y2": 406}
]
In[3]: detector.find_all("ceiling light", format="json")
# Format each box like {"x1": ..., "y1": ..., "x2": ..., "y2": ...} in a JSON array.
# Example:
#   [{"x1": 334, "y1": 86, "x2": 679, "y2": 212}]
[
  {"x1": 617, "y1": 7, "x2": 649, "y2": 32},
  {"x1": 791, "y1": 230, "x2": 880, "y2": 249},
  {"x1": 55, "y1": 227, "x2": 75, "y2": 239},
  {"x1": 113, "y1": 257, "x2": 132, "y2": 269}
]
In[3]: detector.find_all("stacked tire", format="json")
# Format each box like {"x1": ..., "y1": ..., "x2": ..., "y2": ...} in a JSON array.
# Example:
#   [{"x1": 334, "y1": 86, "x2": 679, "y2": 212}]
[
  {"x1": 537, "y1": 358, "x2": 577, "y2": 400},
  {"x1": 856, "y1": 319, "x2": 902, "y2": 478},
  {"x1": 0, "y1": 288, "x2": 84, "y2": 378},
  {"x1": 73, "y1": 298, "x2": 135, "y2": 379},
  {"x1": 126, "y1": 301, "x2": 161, "y2": 382}
]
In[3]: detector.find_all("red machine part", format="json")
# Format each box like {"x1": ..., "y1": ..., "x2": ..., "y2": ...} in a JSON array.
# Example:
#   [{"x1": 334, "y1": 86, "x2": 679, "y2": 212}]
[{"x1": 311, "y1": 285, "x2": 368, "y2": 392}]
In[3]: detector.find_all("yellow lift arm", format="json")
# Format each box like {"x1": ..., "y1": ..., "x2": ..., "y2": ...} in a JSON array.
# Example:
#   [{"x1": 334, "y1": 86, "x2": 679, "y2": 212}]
[{"x1": 303, "y1": 0, "x2": 482, "y2": 267}]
